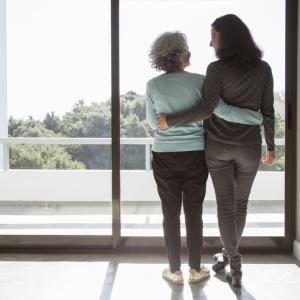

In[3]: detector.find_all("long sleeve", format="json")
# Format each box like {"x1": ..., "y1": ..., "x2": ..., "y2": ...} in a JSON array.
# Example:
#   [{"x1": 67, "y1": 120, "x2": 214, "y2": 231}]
[
  {"x1": 166, "y1": 62, "x2": 222, "y2": 126},
  {"x1": 261, "y1": 66, "x2": 275, "y2": 151},
  {"x1": 214, "y1": 98, "x2": 263, "y2": 125},
  {"x1": 145, "y1": 82, "x2": 157, "y2": 129}
]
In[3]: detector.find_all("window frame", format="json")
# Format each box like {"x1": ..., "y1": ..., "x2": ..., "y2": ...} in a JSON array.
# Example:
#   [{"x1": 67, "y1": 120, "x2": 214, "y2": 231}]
[{"x1": 0, "y1": 0, "x2": 296, "y2": 254}]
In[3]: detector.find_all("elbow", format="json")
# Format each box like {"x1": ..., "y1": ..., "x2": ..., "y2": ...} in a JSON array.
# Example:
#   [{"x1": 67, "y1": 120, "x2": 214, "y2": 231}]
[
  {"x1": 262, "y1": 111, "x2": 275, "y2": 121},
  {"x1": 262, "y1": 107, "x2": 275, "y2": 118}
]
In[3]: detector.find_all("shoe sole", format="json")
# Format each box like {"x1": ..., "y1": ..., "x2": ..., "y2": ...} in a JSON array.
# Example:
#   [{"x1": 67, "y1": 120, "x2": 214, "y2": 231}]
[
  {"x1": 162, "y1": 275, "x2": 184, "y2": 285},
  {"x1": 188, "y1": 274, "x2": 210, "y2": 284}
]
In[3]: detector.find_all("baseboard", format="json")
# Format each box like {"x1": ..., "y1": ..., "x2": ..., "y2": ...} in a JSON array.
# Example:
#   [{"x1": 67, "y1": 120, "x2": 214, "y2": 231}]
[{"x1": 293, "y1": 239, "x2": 300, "y2": 261}]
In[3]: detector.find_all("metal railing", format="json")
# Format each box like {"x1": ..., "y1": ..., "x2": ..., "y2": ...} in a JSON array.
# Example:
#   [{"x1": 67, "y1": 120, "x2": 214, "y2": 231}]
[{"x1": 0, "y1": 137, "x2": 285, "y2": 171}]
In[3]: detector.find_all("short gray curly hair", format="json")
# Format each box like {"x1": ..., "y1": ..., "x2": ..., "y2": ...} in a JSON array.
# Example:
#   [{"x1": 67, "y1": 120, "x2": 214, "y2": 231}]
[{"x1": 149, "y1": 31, "x2": 190, "y2": 72}]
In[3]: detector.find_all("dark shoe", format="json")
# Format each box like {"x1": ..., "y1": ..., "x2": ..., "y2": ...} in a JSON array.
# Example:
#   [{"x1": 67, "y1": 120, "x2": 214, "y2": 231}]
[
  {"x1": 225, "y1": 260, "x2": 242, "y2": 288},
  {"x1": 212, "y1": 252, "x2": 229, "y2": 273}
]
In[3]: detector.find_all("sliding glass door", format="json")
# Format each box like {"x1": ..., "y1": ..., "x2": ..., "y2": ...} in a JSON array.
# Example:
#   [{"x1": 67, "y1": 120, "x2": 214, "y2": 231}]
[
  {"x1": 119, "y1": 0, "x2": 286, "y2": 238},
  {"x1": 0, "y1": 0, "x2": 112, "y2": 244},
  {"x1": 0, "y1": 0, "x2": 295, "y2": 250}
]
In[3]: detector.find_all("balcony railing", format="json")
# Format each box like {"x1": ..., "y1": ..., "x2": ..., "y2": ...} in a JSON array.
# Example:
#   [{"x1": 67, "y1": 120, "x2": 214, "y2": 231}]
[
  {"x1": 0, "y1": 137, "x2": 285, "y2": 236},
  {"x1": 0, "y1": 137, "x2": 285, "y2": 171}
]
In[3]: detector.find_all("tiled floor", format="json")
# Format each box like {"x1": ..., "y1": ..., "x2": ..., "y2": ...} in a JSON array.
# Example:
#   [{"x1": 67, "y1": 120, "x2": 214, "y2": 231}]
[{"x1": 0, "y1": 253, "x2": 299, "y2": 300}]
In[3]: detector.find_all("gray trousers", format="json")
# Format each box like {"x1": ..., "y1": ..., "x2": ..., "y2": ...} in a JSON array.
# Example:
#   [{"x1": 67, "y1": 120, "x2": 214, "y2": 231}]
[{"x1": 204, "y1": 138, "x2": 261, "y2": 261}]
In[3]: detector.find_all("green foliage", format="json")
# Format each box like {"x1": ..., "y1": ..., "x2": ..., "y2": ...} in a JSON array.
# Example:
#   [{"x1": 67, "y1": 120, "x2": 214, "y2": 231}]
[
  {"x1": 275, "y1": 112, "x2": 285, "y2": 138},
  {"x1": 8, "y1": 114, "x2": 85, "y2": 169},
  {"x1": 9, "y1": 116, "x2": 56, "y2": 137},
  {"x1": 60, "y1": 99, "x2": 111, "y2": 138},
  {"x1": 8, "y1": 91, "x2": 285, "y2": 171},
  {"x1": 9, "y1": 144, "x2": 85, "y2": 169},
  {"x1": 43, "y1": 112, "x2": 62, "y2": 134}
]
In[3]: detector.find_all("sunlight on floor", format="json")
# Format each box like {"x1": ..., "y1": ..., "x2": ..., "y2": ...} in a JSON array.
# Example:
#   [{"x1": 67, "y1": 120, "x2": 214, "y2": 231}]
[{"x1": 0, "y1": 256, "x2": 299, "y2": 300}]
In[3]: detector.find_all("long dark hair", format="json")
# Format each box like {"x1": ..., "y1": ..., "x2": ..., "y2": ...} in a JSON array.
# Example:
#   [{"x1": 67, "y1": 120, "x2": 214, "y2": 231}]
[{"x1": 212, "y1": 14, "x2": 262, "y2": 69}]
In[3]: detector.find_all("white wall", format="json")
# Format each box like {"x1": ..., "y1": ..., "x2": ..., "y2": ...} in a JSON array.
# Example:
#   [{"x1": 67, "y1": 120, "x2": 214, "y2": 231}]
[{"x1": 0, "y1": 170, "x2": 284, "y2": 202}]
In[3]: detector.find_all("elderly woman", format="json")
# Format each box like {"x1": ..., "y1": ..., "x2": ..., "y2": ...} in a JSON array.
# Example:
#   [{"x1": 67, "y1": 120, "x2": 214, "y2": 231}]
[{"x1": 146, "y1": 31, "x2": 262, "y2": 285}]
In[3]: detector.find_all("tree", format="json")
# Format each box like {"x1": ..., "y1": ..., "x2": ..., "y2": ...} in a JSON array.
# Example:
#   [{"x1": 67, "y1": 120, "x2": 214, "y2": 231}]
[
  {"x1": 8, "y1": 115, "x2": 85, "y2": 169},
  {"x1": 57, "y1": 99, "x2": 112, "y2": 169},
  {"x1": 9, "y1": 144, "x2": 85, "y2": 169},
  {"x1": 43, "y1": 111, "x2": 62, "y2": 133},
  {"x1": 8, "y1": 90, "x2": 286, "y2": 171}
]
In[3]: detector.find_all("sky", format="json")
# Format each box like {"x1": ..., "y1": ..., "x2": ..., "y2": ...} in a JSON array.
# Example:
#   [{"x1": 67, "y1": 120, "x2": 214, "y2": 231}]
[{"x1": 6, "y1": 0, "x2": 285, "y2": 120}]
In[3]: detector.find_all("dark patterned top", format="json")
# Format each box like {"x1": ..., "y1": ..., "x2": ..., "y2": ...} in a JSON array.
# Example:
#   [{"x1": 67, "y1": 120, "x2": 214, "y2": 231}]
[{"x1": 166, "y1": 60, "x2": 275, "y2": 151}]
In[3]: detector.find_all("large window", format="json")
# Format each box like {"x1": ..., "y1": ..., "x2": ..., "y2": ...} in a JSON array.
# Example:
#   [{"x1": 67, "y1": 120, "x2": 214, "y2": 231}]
[
  {"x1": 120, "y1": 0, "x2": 285, "y2": 237},
  {"x1": 1, "y1": 0, "x2": 112, "y2": 236},
  {"x1": 0, "y1": 0, "x2": 293, "y2": 249},
  {"x1": 7, "y1": 0, "x2": 112, "y2": 170}
]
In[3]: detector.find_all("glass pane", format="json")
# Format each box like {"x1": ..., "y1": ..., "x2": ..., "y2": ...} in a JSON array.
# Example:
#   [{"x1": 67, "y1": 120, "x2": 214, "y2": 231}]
[
  {"x1": 2, "y1": 0, "x2": 112, "y2": 236},
  {"x1": 120, "y1": 0, "x2": 285, "y2": 237},
  {"x1": 9, "y1": 145, "x2": 112, "y2": 170}
]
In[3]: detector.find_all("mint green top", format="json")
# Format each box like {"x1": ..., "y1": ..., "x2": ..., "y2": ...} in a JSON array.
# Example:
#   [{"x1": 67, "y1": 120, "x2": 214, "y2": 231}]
[{"x1": 146, "y1": 71, "x2": 263, "y2": 152}]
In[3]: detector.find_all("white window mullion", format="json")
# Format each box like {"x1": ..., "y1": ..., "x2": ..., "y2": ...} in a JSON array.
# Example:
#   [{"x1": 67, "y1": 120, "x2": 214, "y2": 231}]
[{"x1": 0, "y1": 0, "x2": 8, "y2": 170}]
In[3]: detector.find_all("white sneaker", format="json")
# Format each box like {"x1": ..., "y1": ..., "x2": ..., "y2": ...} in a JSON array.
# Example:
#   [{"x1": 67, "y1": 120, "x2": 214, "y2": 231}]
[
  {"x1": 162, "y1": 268, "x2": 184, "y2": 285},
  {"x1": 188, "y1": 265, "x2": 210, "y2": 284}
]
